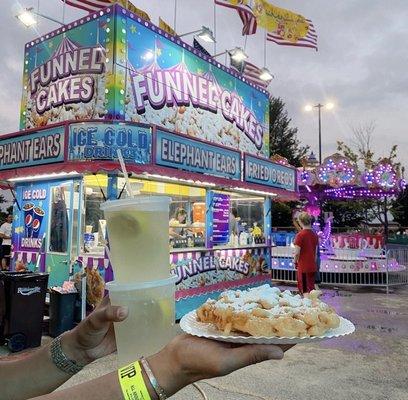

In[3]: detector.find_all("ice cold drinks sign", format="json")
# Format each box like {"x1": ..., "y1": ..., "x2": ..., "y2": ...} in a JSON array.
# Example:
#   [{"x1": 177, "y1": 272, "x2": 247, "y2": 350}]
[
  {"x1": 69, "y1": 123, "x2": 151, "y2": 164},
  {"x1": 155, "y1": 129, "x2": 241, "y2": 180},
  {"x1": 0, "y1": 127, "x2": 64, "y2": 170}
]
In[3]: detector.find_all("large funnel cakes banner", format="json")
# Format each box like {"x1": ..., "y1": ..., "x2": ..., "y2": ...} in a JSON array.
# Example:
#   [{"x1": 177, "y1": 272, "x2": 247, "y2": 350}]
[
  {"x1": 19, "y1": 6, "x2": 269, "y2": 158},
  {"x1": 122, "y1": 15, "x2": 270, "y2": 157},
  {"x1": 20, "y1": 10, "x2": 114, "y2": 130}
]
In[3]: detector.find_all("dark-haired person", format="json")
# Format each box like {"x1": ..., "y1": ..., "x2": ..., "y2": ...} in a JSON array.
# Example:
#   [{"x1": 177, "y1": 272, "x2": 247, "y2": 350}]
[
  {"x1": 169, "y1": 207, "x2": 188, "y2": 239},
  {"x1": 0, "y1": 214, "x2": 12, "y2": 270}
]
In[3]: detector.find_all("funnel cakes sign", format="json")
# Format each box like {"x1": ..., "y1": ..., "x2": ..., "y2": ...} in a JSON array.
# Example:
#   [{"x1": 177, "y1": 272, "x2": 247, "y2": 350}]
[
  {"x1": 122, "y1": 9, "x2": 270, "y2": 157},
  {"x1": 131, "y1": 67, "x2": 264, "y2": 150},
  {"x1": 20, "y1": 11, "x2": 112, "y2": 130},
  {"x1": 29, "y1": 43, "x2": 105, "y2": 114}
]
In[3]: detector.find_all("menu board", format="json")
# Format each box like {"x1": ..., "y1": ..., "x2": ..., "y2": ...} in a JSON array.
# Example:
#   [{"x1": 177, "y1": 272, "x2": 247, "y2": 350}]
[{"x1": 212, "y1": 193, "x2": 230, "y2": 245}]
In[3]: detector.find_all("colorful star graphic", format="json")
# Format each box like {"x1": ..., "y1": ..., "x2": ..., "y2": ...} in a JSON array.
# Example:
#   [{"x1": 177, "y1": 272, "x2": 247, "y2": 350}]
[
  {"x1": 156, "y1": 48, "x2": 162, "y2": 57},
  {"x1": 130, "y1": 25, "x2": 137, "y2": 34},
  {"x1": 196, "y1": 68, "x2": 203, "y2": 75},
  {"x1": 48, "y1": 42, "x2": 53, "y2": 48}
]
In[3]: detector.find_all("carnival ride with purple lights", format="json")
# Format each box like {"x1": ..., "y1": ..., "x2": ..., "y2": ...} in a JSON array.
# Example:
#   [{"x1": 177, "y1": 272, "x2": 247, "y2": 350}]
[{"x1": 271, "y1": 153, "x2": 408, "y2": 288}]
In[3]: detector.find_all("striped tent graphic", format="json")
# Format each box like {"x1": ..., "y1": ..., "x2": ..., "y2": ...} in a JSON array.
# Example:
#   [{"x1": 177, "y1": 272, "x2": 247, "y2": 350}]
[{"x1": 52, "y1": 37, "x2": 80, "y2": 58}]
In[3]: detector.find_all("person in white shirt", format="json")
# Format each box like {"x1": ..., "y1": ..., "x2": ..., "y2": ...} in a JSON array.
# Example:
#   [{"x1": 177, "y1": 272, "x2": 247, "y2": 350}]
[{"x1": 0, "y1": 214, "x2": 12, "y2": 270}]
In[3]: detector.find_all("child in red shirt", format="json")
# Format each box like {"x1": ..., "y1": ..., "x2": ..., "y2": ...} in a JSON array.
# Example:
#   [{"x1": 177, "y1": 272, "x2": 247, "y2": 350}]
[{"x1": 294, "y1": 212, "x2": 319, "y2": 295}]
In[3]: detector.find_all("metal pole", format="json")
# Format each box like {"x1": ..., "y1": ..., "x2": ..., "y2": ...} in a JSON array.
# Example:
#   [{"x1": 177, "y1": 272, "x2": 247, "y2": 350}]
[
  {"x1": 213, "y1": 0, "x2": 217, "y2": 55},
  {"x1": 318, "y1": 104, "x2": 322, "y2": 164},
  {"x1": 174, "y1": 0, "x2": 177, "y2": 32},
  {"x1": 33, "y1": 10, "x2": 64, "y2": 26},
  {"x1": 264, "y1": 28, "x2": 267, "y2": 67}
]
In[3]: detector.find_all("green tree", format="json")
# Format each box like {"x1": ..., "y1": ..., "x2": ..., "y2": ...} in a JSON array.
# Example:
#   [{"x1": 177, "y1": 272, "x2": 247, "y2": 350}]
[
  {"x1": 322, "y1": 200, "x2": 367, "y2": 229},
  {"x1": 269, "y1": 97, "x2": 309, "y2": 229},
  {"x1": 269, "y1": 97, "x2": 309, "y2": 167},
  {"x1": 390, "y1": 189, "x2": 408, "y2": 227},
  {"x1": 272, "y1": 202, "x2": 295, "y2": 228}
]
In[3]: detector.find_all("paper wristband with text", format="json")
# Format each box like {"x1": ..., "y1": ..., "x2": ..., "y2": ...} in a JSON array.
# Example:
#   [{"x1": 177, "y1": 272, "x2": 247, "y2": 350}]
[{"x1": 118, "y1": 361, "x2": 152, "y2": 400}]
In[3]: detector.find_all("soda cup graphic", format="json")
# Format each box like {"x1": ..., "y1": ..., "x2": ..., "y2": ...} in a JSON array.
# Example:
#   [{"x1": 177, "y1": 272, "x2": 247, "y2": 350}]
[
  {"x1": 32, "y1": 206, "x2": 45, "y2": 238},
  {"x1": 23, "y1": 202, "x2": 35, "y2": 237}
]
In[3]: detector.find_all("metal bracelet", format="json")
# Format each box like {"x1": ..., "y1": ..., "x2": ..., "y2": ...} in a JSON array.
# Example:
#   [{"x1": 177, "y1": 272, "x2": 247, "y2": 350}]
[
  {"x1": 140, "y1": 357, "x2": 168, "y2": 400},
  {"x1": 50, "y1": 335, "x2": 85, "y2": 375}
]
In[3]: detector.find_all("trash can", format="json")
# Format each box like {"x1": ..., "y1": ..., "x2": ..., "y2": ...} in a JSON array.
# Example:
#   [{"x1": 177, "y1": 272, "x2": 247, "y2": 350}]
[
  {"x1": 0, "y1": 271, "x2": 49, "y2": 352},
  {"x1": 49, "y1": 292, "x2": 77, "y2": 337}
]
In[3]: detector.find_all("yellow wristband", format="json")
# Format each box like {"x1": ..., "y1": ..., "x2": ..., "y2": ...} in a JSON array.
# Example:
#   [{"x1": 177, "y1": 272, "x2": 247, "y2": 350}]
[{"x1": 118, "y1": 361, "x2": 152, "y2": 400}]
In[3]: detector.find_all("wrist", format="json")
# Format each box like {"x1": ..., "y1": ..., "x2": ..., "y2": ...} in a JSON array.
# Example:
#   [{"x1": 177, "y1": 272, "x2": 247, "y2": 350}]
[
  {"x1": 146, "y1": 348, "x2": 190, "y2": 397},
  {"x1": 60, "y1": 331, "x2": 92, "y2": 367}
]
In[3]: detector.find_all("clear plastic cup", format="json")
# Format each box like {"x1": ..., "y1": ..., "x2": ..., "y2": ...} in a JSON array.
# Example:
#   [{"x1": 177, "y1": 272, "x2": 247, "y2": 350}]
[
  {"x1": 106, "y1": 276, "x2": 176, "y2": 367},
  {"x1": 100, "y1": 196, "x2": 170, "y2": 283}
]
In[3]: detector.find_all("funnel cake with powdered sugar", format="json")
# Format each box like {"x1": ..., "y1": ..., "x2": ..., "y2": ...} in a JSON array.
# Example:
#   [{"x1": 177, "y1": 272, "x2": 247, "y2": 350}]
[{"x1": 196, "y1": 285, "x2": 340, "y2": 338}]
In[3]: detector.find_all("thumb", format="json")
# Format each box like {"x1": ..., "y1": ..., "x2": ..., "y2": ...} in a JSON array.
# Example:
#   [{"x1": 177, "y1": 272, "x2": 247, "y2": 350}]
[
  {"x1": 86, "y1": 304, "x2": 129, "y2": 332},
  {"x1": 223, "y1": 345, "x2": 284, "y2": 374}
]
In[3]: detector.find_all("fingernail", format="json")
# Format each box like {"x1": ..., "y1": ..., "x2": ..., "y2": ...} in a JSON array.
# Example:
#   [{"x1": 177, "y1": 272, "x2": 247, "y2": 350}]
[
  {"x1": 118, "y1": 306, "x2": 129, "y2": 319},
  {"x1": 268, "y1": 349, "x2": 283, "y2": 360}
]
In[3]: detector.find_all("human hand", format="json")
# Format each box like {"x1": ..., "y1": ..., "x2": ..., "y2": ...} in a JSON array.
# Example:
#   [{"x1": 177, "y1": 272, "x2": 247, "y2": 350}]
[
  {"x1": 62, "y1": 296, "x2": 128, "y2": 366},
  {"x1": 147, "y1": 334, "x2": 291, "y2": 397}
]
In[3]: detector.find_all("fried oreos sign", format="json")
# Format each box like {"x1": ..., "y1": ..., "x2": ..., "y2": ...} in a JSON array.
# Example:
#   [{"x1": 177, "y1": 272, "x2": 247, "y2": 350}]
[
  {"x1": 244, "y1": 155, "x2": 296, "y2": 192},
  {"x1": 0, "y1": 127, "x2": 65, "y2": 170}
]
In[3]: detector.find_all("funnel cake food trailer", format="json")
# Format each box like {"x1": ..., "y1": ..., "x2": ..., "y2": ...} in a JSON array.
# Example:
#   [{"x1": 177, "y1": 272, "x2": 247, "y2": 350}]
[{"x1": 0, "y1": 4, "x2": 298, "y2": 317}]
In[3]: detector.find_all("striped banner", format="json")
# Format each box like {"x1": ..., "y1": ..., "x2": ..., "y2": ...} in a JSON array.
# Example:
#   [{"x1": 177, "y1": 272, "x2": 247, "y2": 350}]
[
  {"x1": 267, "y1": 19, "x2": 318, "y2": 50},
  {"x1": 63, "y1": 0, "x2": 112, "y2": 13}
]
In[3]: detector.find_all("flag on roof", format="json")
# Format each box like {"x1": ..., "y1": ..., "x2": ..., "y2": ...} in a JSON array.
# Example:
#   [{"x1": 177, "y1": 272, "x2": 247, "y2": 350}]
[
  {"x1": 267, "y1": 19, "x2": 318, "y2": 50},
  {"x1": 214, "y1": 0, "x2": 257, "y2": 35},
  {"x1": 159, "y1": 17, "x2": 177, "y2": 36},
  {"x1": 63, "y1": 0, "x2": 112, "y2": 13},
  {"x1": 254, "y1": 0, "x2": 318, "y2": 50},
  {"x1": 62, "y1": 0, "x2": 151, "y2": 21},
  {"x1": 241, "y1": 61, "x2": 270, "y2": 89}
]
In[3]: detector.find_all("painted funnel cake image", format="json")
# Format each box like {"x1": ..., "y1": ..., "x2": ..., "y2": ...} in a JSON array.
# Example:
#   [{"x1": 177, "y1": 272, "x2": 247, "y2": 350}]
[
  {"x1": 20, "y1": 13, "x2": 111, "y2": 131},
  {"x1": 125, "y1": 58, "x2": 269, "y2": 158}
]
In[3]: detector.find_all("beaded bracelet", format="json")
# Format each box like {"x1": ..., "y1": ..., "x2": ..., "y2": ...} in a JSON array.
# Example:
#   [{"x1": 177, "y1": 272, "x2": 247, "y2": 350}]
[{"x1": 140, "y1": 357, "x2": 168, "y2": 400}]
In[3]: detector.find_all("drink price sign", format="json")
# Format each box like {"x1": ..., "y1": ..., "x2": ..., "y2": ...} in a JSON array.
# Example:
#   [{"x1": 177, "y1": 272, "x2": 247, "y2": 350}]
[{"x1": 212, "y1": 193, "x2": 230, "y2": 245}]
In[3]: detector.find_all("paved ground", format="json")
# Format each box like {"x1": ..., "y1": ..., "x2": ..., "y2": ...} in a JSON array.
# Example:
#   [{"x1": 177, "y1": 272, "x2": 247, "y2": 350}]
[{"x1": 2, "y1": 284, "x2": 408, "y2": 399}]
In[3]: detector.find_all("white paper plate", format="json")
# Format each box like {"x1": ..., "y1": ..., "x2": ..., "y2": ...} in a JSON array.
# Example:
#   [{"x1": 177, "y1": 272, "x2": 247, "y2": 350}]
[{"x1": 180, "y1": 311, "x2": 355, "y2": 345}]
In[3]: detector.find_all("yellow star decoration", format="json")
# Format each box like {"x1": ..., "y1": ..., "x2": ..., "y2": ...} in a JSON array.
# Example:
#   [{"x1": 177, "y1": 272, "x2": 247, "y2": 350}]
[
  {"x1": 156, "y1": 48, "x2": 162, "y2": 57},
  {"x1": 15, "y1": 227, "x2": 24, "y2": 234},
  {"x1": 196, "y1": 68, "x2": 203, "y2": 75},
  {"x1": 48, "y1": 42, "x2": 53, "y2": 48},
  {"x1": 130, "y1": 25, "x2": 137, "y2": 34}
]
